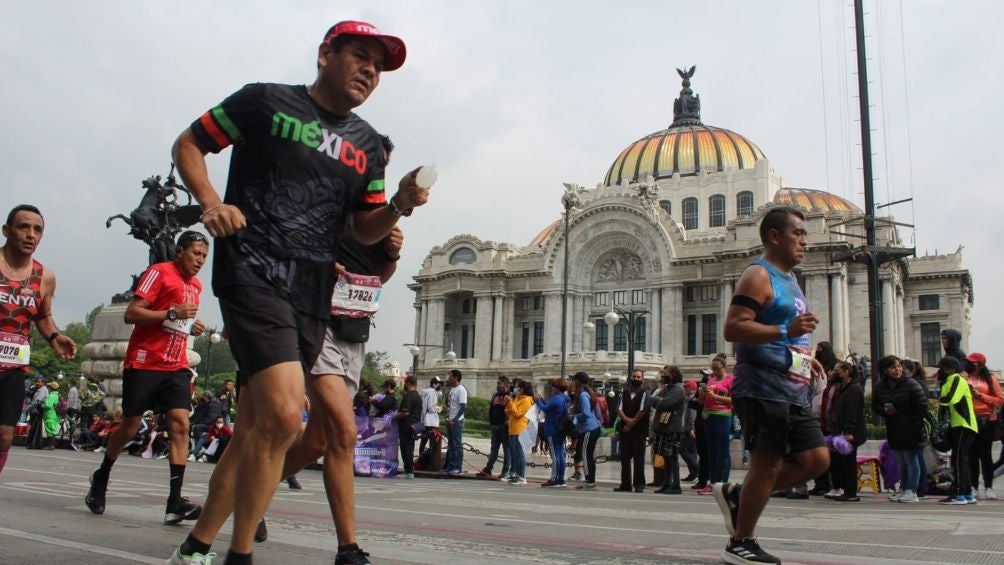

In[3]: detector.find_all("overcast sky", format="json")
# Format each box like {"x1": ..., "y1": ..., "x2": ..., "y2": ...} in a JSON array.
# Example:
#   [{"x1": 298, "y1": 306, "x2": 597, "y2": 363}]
[{"x1": 3, "y1": 1, "x2": 1001, "y2": 371}]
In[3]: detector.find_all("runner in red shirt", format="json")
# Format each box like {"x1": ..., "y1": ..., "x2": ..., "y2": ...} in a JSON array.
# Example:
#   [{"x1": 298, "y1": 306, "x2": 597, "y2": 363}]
[
  {"x1": 86, "y1": 230, "x2": 209, "y2": 525},
  {"x1": 0, "y1": 205, "x2": 77, "y2": 476}
]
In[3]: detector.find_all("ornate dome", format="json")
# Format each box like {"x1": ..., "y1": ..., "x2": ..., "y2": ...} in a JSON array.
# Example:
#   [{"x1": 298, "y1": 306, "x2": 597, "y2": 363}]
[
  {"x1": 773, "y1": 187, "x2": 860, "y2": 214},
  {"x1": 529, "y1": 219, "x2": 561, "y2": 246},
  {"x1": 604, "y1": 66, "x2": 766, "y2": 186}
]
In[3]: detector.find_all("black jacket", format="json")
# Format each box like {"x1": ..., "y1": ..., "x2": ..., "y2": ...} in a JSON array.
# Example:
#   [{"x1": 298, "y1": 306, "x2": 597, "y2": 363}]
[
  {"x1": 872, "y1": 377, "x2": 927, "y2": 450},
  {"x1": 833, "y1": 382, "x2": 867, "y2": 447}
]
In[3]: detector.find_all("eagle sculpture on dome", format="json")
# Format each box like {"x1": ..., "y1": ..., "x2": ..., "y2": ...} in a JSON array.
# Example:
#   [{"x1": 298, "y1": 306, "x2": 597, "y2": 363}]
[
  {"x1": 676, "y1": 65, "x2": 696, "y2": 83},
  {"x1": 672, "y1": 65, "x2": 702, "y2": 126}
]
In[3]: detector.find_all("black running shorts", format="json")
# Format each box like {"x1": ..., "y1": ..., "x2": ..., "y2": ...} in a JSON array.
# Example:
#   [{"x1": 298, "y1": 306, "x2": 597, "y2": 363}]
[
  {"x1": 733, "y1": 396, "x2": 825, "y2": 457},
  {"x1": 219, "y1": 286, "x2": 326, "y2": 381},
  {"x1": 0, "y1": 369, "x2": 27, "y2": 426},
  {"x1": 121, "y1": 368, "x2": 192, "y2": 417}
]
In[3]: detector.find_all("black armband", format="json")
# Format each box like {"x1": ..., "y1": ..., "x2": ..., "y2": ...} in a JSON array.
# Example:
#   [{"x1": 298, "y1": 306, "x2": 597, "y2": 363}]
[{"x1": 730, "y1": 294, "x2": 763, "y2": 313}]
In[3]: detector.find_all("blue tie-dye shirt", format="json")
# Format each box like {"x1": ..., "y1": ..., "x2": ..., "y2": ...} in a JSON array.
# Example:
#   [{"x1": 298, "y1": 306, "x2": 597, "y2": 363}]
[{"x1": 732, "y1": 258, "x2": 812, "y2": 407}]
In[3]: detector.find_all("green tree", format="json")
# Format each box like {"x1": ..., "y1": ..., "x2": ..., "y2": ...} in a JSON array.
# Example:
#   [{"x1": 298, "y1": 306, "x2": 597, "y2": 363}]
[
  {"x1": 29, "y1": 322, "x2": 89, "y2": 379},
  {"x1": 85, "y1": 304, "x2": 104, "y2": 331},
  {"x1": 361, "y1": 351, "x2": 389, "y2": 383},
  {"x1": 192, "y1": 332, "x2": 236, "y2": 380}
]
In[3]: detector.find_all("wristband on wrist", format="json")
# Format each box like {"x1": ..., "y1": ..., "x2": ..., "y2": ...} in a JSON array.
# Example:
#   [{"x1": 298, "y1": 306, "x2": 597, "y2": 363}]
[
  {"x1": 779, "y1": 323, "x2": 789, "y2": 344},
  {"x1": 385, "y1": 253, "x2": 401, "y2": 262},
  {"x1": 388, "y1": 196, "x2": 412, "y2": 217},
  {"x1": 46, "y1": 332, "x2": 60, "y2": 344},
  {"x1": 200, "y1": 203, "x2": 226, "y2": 221}
]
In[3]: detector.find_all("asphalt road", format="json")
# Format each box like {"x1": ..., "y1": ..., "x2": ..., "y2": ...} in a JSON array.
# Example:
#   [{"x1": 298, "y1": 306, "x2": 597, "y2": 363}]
[{"x1": 3, "y1": 448, "x2": 1004, "y2": 565}]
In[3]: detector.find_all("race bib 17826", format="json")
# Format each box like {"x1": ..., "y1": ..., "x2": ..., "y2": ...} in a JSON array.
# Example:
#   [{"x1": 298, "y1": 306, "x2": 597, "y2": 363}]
[{"x1": 331, "y1": 273, "x2": 382, "y2": 318}]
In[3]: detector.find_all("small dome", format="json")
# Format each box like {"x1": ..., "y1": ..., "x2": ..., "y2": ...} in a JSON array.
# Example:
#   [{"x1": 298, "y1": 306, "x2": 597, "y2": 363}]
[
  {"x1": 604, "y1": 124, "x2": 766, "y2": 186},
  {"x1": 773, "y1": 187, "x2": 860, "y2": 214},
  {"x1": 529, "y1": 219, "x2": 561, "y2": 246}
]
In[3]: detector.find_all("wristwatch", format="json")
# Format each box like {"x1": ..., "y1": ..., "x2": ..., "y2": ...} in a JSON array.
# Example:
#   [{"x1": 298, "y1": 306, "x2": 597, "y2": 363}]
[
  {"x1": 388, "y1": 196, "x2": 412, "y2": 217},
  {"x1": 166, "y1": 308, "x2": 179, "y2": 321}
]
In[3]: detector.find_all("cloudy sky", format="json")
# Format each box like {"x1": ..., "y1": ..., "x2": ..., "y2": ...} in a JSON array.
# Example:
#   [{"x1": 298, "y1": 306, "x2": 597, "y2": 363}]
[{"x1": 3, "y1": 1, "x2": 1001, "y2": 370}]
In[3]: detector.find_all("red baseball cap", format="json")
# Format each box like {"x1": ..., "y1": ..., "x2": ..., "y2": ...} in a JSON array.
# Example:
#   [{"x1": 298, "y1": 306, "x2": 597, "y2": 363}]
[
  {"x1": 967, "y1": 352, "x2": 987, "y2": 364},
  {"x1": 683, "y1": 380, "x2": 698, "y2": 391},
  {"x1": 323, "y1": 21, "x2": 406, "y2": 71}
]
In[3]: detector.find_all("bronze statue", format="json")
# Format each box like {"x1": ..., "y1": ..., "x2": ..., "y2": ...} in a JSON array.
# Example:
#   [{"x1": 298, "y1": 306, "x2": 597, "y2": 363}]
[
  {"x1": 106, "y1": 166, "x2": 202, "y2": 301},
  {"x1": 672, "y1": 65, "x2": 702, "y2": 126}
]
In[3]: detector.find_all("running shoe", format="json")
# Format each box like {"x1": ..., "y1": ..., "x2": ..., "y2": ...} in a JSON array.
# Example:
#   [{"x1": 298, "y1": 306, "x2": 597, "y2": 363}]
[
  {"x1": 575, "y1": 482, "x2": 596, "y2": 491},
  {"x1": 888, "y1": 490, "x2": 903, "y2": 502},
  {"x1": 285, "y1": 475, "x2": 302, "y2": 491},
  {"x1": 985, "y1": 488, "x2": 997, "y2": 500},
  {"x1": 254, "y1": 518, "x2": 268, "y2": 543},
  {"x1": 542, "y1": 482, "x2": 566, "y2": 488},
  {"x1": 916, "y1": 494, "x2": 929, "y2": 501},
  {"x1": 697, "y1": 485, "x2": 714, "y2": 495},
  {"x1": 897, "y1": 490, "x2": 919, "y2": 503},
  {"x1": 967, "y1": 494, "x2": 978, "y2": 504},
  {"x1": 823, "y1": 488, "x2": 843, "y2": 499},
  {"x1": 164, "y1": 497, "x2": 202, "y2": 524},
  {"x1": 166, "y1": 546, "x2": 217, "y2": 564},
  {"x1": 334, "y1": 546, "x2": 371, "y2": 565},
  {"x1": 722, "y1": 537, "x2": 781, "y2": 564},
  {"x1": 938, "y1": 495, "x2": 969, "y2": 505},
  {"x1": 85, "y1": 471, "x2": 107, "y2": 515},
  {"x1": 569, "y1": 472, "x2": 583, "y2": 481},
  {"x1": 510, "y1": 477, "x2": 528, "y2": 486},
  {"x1": 832, "y1": 494, "x2": 860, "y2": 502},
  {"x1": 713, "y1": 483, "x2": 741, "y2": 538},
  {"x1": 447, "y1": 468, "x2": 463, "y2": 476}
]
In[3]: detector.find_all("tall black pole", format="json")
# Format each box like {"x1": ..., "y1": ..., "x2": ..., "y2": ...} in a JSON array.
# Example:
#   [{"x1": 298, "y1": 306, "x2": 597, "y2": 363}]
[
  {"x1": 853, "y1": 0, "x2": 883, "y2": 385},
  {"x1": 204, "y1": 339, "x2": 213, "y2": 393},
  {"x1": 560, "y1": 203, "x2": 571, "y2": 379},
  {"x1": 626, "y1": 312, "x2": 635, "y2": 378}
]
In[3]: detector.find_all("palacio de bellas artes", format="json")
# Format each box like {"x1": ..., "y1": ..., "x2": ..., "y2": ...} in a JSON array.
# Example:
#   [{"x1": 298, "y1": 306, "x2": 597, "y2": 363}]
[{"x1": 406, "y1": 69, "x2": 973, "y2": 398}]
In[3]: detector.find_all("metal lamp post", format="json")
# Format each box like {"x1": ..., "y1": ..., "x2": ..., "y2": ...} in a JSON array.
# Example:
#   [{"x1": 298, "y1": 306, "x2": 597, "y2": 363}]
[
  {"x1": 605, "y1": 307, "x2": 648, "y2": 378},
  {"x1": 559, "y1": 184, "x2": 581, "y2": 379},
  {"x1": 205, "y1": 330, "x2": 221, "y2": 393},
  {"x1": 404, "y1": 343, "x2": 455, "y2": 378}
]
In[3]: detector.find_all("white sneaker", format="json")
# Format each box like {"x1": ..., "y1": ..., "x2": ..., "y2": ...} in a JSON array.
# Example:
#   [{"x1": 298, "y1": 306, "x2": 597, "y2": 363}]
[
  {"x1": 187, "y1": 454, "x2": 196, "y2": 462},
  {"x1": 888, "y1": 490, "x2": 903, "y2": 502},
  {"x1": 985, "y1": 487, "x2": 997, "y2": 500},
  {"x1": 824, "y1": 488, "x2": 843, "y2": 499},
  {"x1": 510, "y1": 477, "x2": 528, "y2": 486},
  {"x1": 94, "y1": 446, "x2": 105, "y2": 453},
  {"x1": 897, "y1": 490, "x2": 918, "y2": 503},
  {"x1": 165, "y1": 546, "x2": 216, "y2": 564}
]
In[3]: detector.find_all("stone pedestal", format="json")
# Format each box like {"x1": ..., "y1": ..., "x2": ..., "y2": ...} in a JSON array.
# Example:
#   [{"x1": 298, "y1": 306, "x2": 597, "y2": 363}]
[{"x1": 80, "y1": 303, "x2": 201, "y2": 412}]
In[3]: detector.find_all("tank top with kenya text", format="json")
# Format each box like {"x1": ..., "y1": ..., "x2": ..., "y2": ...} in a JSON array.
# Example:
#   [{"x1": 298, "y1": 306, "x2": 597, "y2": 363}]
[{"x1": 0, "y1": 260, "x2": 43, "y2": 373}]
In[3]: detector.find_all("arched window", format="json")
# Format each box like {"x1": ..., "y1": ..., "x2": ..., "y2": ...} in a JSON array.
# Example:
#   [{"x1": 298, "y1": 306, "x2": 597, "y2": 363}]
[
  {"x1": 682, "y1": 198, "x2": 698, "y2": 230},
  {"x1": 659, "y1": 199, "x2": 672, "y2": 216},
  {"x1": 737, "y1": 191, "x2": 754, "y2": 217},
  {"x1": 709, "y1": 194, "x2": 726, "y2": 227},
  {"x1": 449, "y1": 247, "x2": 476, "y2": 265}
]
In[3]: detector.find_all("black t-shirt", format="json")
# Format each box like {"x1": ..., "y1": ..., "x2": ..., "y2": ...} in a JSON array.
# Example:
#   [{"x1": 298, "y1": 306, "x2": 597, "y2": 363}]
[
  {"x1": 399, "y1": 390, "x2": 422, "y2": 425},
  {"x1": 337, "y1": 238, "x2": 386, "y2": 277},
  {"x1": 190, "y1": 83, "x2": 387, "y2": 319}
]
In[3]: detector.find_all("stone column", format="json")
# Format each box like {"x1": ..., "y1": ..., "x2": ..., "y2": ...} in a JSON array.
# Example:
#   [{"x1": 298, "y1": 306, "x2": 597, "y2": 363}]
[
  {"x1": 474, "y1": 294, "x2": 493, "y2": 360},
  {"x1": 882, "y1": 279, "x2": 895, "y2": 355},
  {"x1": 503, "y1": 295, "x2": 516, "y2": 359},
  {"x1": 896, "y1": 287, "x2": 906, "y2": 355},
  {"x1": 806, "y1": 274, "x2": 831, "y2": 345},
  {"x1": 413, "y1": 301, "x2": 423, "y2": 347},
  {"x1": 427, "y1": 298, "x2": 446, "y2": 359},
  {"x1": 719, "y1": 279, "x2": 734, "y2": 355},
  {"x1": 650, "y1": 288, "x2": 662, "y2": 354},
  {"x1": 829, "y1": 273, "x2": 847, "y2": 357},
  {"x1": 492, "y1": 296, "x2": 505, "y2": 363},
  {"x1": 544, "y1": 292, "x2": 562, "y2": 354},
  {"x1": 671, "y1": 284, "x2": 684, "y2": 362},
  {"x1": 571, "y1": 293, "x2": 584, "y2": 353}
]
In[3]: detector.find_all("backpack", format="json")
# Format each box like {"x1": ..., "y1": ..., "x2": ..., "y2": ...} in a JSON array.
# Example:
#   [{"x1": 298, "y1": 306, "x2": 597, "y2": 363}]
[
  {"x1": 80, "y1": 383, "x2": 106, "y2": 408},
  {"x1": 595, "y1": 395, "x2": 610, "y2": 428}
]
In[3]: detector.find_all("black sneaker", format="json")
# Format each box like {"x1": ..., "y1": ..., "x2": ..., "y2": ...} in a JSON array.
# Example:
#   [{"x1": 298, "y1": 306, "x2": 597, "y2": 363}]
[
  {"x1": 254, "y1": 518, "x2": 268, "y2": 543},
  {"x1": 713, "y1": 482, "x2": 741, "y2": 538},
  {"x1": 285, "y1": 475, "x2": 302, "y2": 491},
  {"x1": 85, "y1": 471, "x2": 107, "y2": 515},
  {"x1": 164, "y1": 497, "x2": 202, "y2": 524},
  {"x1": 722, "y1": 537, "x2": 781, "y2": 564},
  {"x1": 334, "y1": 546, "x2": 372, "y2": 565}
]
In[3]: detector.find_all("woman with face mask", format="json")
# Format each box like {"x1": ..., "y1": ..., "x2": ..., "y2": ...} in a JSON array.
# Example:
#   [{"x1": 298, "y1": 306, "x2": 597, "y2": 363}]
[
  {"x1": 964, "y1": 353, "x2": 1002, "y2": 500},
  {"x1": 697, "y1": 353, "x2": 734, "y2": 495}
]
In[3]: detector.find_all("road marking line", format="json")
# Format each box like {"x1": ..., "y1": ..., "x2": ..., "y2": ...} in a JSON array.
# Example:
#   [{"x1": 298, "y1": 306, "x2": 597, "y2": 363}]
[{"x1": 0, "y1": 527, "x2": 162, "y2": 564}]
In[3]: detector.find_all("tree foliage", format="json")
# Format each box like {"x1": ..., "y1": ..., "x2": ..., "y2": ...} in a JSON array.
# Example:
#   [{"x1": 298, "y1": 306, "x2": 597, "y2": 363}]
[{"x1": 361, "y1": 351, "x2": 389, "y2": 383}]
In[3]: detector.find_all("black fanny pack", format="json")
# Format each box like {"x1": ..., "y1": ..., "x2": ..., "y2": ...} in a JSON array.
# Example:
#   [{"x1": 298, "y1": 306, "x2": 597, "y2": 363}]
[{"x1": 330, "y1": 316, "x2": 371, "y2": 343}]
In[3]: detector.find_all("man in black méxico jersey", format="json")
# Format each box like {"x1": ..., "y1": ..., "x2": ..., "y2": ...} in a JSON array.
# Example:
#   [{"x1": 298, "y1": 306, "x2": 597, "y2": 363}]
[{"x1": 168, "y1": 20, "x2": 425, "y2": 565}]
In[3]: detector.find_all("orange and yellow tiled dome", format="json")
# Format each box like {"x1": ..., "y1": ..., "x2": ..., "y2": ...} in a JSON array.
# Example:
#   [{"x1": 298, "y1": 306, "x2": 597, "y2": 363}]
[
  {"x1": 605, "y1": 66, "x2": 767, "y2": 186},
  {"x1": 604, "y1": 125, "x2": 766, "y2": 186},
  {"x1": 773, "y1": 187, "x2": 860, "y2": 214}
]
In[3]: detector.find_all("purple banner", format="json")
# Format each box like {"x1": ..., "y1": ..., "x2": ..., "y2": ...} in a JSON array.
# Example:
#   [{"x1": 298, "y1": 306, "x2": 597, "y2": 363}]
[{"x1": 354, "y1": 412, "x2": 399, "y2": 478}]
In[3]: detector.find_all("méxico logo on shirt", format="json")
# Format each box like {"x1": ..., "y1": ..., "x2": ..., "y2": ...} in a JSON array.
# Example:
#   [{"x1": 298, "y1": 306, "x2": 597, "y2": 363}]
[{"x1": 271, "y1": 112, "x2": 368, "y2": 175}]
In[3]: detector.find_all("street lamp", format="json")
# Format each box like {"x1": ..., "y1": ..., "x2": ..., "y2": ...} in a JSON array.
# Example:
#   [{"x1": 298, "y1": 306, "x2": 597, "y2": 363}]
[
  {"x1": 404, "y1": 343, "x2": 455, "y2": 377},
  {"x1": 205, "y1": 330, "x2": 222, "y2": 393},
  {"x1": 560, "y1": 183, "x2": 582, "y2": 380},
  {"x1": 606, "y1": 306, "x2": 649, "y2": 378}
]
